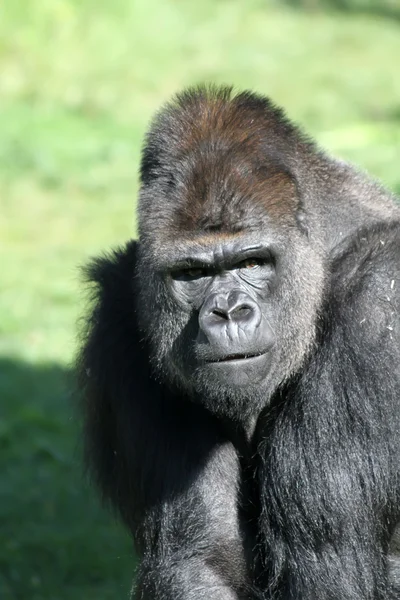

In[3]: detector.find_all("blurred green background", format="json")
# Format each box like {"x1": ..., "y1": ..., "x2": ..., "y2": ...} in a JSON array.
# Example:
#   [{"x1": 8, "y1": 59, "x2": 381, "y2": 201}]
[{"x1": 1, "y1": 0, "x2": 399, "y2": 598}]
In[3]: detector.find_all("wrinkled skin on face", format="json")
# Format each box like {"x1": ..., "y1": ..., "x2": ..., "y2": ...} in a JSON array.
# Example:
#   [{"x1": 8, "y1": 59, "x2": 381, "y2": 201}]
[
  {"x1": 137, "y1": 227, "x2": 324, "y2": 420},
  {"x1": 168, "y1": 239, "x2": 276, "y2": 385}
]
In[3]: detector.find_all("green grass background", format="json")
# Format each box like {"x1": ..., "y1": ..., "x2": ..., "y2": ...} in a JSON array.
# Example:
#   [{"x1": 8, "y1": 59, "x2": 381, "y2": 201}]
[{"x1": 1, "y1": 1, "x2": 399, "y2": 598}]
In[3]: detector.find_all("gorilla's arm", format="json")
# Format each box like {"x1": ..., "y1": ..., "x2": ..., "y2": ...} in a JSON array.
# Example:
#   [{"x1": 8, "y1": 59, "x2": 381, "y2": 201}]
[
  {"x1": 78, "y1": 242, "x2": 249, "y2": 600},
  {"x1": 258, "y1": 222, "x2": 400, "y2": 599}
]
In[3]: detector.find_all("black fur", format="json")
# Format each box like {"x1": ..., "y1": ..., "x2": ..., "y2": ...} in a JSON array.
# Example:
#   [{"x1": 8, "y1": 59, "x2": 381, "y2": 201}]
[{"x1": 78, "y1": 86, "x2": 400, "y2": 599}]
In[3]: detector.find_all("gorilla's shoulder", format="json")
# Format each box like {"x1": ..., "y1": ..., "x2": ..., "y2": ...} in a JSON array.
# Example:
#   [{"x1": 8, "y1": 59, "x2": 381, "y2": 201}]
[
  {"x1": 330, "y1": 220, "x2": 400, "y2": 288},
  {"x1": 82, "y1": 240, "x2": 138, "y2": 298},
  {"x1": 326, "y1": 221, "x2": 400, "y2": 344}
]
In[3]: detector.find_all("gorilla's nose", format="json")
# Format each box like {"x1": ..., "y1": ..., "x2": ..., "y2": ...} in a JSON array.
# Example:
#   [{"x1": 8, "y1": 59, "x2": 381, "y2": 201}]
[{"x1": 199, "y1": 291, "x2": 261, "y2": 335}]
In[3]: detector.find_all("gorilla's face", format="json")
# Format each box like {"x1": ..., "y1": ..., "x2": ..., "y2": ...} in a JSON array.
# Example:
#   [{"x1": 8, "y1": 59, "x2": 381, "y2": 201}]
[
  {"x1": 167, "y1": 236, "x2": 276, "y2": 389},
  {"x1": 137, "y1": 227, "x2": 324, "y2": 419}
]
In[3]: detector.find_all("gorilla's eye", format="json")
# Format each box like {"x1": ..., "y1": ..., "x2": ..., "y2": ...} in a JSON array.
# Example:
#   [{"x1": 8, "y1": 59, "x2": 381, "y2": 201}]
[
  {"x1": 186, "y1": 268, "x2": 206, "y2": 278},
  {"x1": 236, "y1": 258, "x2": 264, "y2": 269},
  {"x1": 172, "y1": 267, "x2": 208, "y2": 281}
]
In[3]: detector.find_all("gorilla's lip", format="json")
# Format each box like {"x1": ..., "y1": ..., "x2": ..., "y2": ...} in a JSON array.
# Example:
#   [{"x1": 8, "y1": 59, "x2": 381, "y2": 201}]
[{"x1": 207, "y1": 351, "x2": 266, "y2": 363}]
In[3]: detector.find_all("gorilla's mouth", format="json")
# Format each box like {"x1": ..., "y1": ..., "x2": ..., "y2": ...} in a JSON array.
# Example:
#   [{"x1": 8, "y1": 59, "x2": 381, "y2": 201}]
[{"x1": 209, "y1": 351, "x2": 266, "y2": 363}]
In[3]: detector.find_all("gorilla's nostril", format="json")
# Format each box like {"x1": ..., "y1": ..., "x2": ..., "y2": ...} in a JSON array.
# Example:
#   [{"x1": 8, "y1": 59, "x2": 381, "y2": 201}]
[
  {"x1": 212, "y1": 308, "x2": 229, "y2": 320},
  {"x1": 230, "y1": 305, "x2": 253, "y2": 319}
]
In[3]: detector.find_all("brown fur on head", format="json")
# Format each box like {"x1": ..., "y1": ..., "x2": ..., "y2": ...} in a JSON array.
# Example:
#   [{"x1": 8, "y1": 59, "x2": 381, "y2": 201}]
[{"x1": 138, "y1": 85, "x2": 316, "y2": 243}]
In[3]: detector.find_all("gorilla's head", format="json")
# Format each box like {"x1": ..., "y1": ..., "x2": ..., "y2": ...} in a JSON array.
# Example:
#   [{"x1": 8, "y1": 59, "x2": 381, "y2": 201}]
[{"x1": 135, "y1": 86, "x2": 325, "y2": 419}]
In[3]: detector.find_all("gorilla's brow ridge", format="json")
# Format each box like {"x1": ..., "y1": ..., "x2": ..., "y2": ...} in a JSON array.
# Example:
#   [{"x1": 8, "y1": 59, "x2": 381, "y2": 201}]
[{"x1": 155, "y1": 238, "x2": 270, "y2": 271}]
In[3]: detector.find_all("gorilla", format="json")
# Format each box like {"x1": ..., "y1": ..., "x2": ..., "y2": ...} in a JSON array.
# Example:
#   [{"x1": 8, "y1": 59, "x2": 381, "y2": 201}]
[{"x1": 78, "y1": 86, "x2": 400, "y2": 599}]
